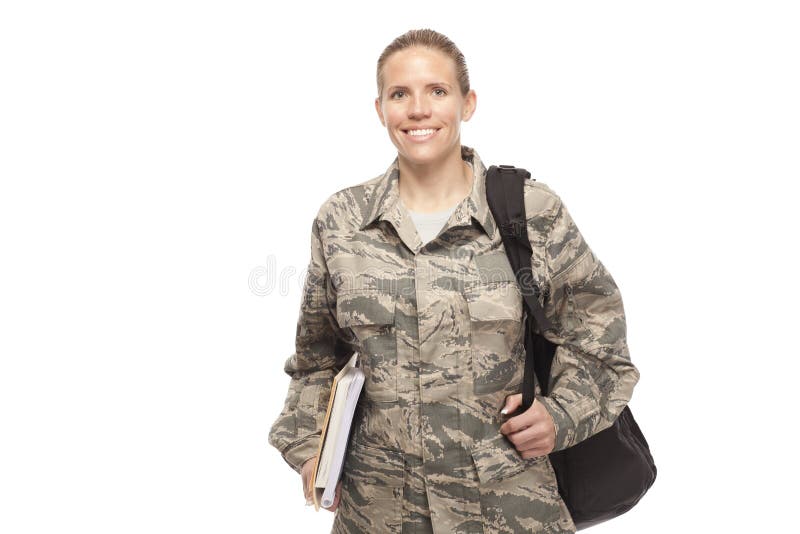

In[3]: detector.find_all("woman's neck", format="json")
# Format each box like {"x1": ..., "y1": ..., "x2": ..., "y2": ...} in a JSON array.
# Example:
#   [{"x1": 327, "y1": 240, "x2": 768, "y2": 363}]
[{"x1": 397, "y1": 150, "x2": 473, "y2": 213}]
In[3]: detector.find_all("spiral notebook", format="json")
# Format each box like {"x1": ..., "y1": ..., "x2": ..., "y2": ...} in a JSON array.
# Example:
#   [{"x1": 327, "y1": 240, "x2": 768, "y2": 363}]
[{"x1": 310, "y1": 352, "x2": 364, "y2": 510}]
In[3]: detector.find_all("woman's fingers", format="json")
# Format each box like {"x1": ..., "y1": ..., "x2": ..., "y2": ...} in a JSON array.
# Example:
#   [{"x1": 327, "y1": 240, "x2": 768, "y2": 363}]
[
  {"x1": 500, "y1": 398, "x2": 556, "y2": 456},
  {"x1": 507, "y1": 421, "x2": 556, "y2": 456},
  {"x1": 513, "y1": 431, "x2": 551, "y2": 451},
  {"x1": 506, "y1": 421, "x2": 547, "y2": 447},
  {"x1": 500, "y1": 410, "x2": 536, "y2": 436},
  {"x1": 301, "y1": 457, "x2": 316, "y2": 505},
  {"x1": 501, "y1": 393, "x2": 522, "y2": 416}
]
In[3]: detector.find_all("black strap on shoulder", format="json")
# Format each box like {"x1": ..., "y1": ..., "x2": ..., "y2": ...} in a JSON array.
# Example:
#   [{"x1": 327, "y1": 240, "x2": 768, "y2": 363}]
[{"x1": 486, "y1": 164, "x2": 556, "y2": 411}]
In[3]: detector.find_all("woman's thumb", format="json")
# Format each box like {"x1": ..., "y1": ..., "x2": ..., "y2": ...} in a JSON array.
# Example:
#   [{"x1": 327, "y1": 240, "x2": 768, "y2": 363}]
[{"x1": 501, "y1": 393, "x2": 522, "y2": 415}]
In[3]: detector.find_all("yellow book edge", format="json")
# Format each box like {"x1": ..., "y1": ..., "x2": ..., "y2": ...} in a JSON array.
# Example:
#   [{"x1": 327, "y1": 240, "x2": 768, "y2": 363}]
[{"x1": 310, "y1": 368, "x2": 343, "y2": 511}]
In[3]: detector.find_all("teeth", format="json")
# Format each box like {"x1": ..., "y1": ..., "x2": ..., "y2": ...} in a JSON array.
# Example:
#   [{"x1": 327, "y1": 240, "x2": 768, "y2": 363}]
[{"x1": 407, "y1": 128, "x2": 436, "y2": 136}]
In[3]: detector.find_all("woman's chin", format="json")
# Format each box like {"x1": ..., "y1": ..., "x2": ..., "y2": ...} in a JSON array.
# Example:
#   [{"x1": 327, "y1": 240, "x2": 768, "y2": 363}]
[{"x1": 395, "y1": 140, "x2": 458, "y2": 166}]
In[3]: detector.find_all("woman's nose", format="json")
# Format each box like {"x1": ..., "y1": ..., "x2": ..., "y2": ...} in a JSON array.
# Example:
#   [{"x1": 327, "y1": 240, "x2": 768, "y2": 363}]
[{"x1": 407, "y1": 95, "x2": 431, "y2": 118}]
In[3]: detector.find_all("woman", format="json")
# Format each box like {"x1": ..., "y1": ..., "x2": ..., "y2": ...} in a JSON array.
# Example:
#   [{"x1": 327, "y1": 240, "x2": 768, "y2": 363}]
[{"x1": 268, "y1": 29, "x2": 639, "y2": 534}]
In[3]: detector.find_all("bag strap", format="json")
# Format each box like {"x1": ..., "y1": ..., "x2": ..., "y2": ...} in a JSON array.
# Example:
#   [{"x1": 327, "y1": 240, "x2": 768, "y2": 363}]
[{"x1": 486, "y1": 165, "x2": 555, "y2": 410}]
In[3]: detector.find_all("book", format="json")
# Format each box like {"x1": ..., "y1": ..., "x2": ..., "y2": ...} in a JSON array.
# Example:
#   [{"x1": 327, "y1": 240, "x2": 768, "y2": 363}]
[{"x1": 310, "y1": 352, "x2": 364, "y2": 511}]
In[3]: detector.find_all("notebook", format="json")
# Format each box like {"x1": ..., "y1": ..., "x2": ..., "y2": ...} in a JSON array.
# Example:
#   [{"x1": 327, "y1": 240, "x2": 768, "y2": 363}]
[{"x1": 310, "y1": 352, "x2": 364, "y2": 510}]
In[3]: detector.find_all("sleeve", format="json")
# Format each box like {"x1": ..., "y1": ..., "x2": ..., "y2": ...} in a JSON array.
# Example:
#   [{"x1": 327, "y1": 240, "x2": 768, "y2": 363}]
[
  {"x1": 535, "y1": 196, "x2": 640, "y2": 452},
  {"x1": 267, "y1": 213, "x2": 356, "y2": 474}
]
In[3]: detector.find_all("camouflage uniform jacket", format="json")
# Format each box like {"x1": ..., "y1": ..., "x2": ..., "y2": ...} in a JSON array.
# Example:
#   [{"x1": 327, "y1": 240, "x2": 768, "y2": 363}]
[{"x1": 268, "y1": 145, "x2": 640, "y2": 533}]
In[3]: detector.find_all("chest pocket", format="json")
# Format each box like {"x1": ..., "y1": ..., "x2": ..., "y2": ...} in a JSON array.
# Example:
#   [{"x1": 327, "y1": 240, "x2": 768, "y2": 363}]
[
  {"x1": 465, "y1": 271, "x2": 524, "y2": 396},
  {"x1": 335, "y1": 289, "x2": 398, "y2": 403}
]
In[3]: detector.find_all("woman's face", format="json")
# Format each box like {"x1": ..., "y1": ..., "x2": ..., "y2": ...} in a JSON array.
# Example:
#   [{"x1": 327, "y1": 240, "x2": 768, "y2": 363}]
[{"x1": 375, "y1": 46, "x2": 476, "y2": 168}]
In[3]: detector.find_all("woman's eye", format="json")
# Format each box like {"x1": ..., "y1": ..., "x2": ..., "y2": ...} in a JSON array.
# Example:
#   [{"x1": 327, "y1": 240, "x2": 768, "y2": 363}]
[{"x1": 390, "y1": 89, "x2": 446, "y2": 99}]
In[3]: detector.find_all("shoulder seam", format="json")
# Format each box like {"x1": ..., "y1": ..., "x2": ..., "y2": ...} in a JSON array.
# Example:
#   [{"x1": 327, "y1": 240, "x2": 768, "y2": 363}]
[
  {"x1": 315, "y1": 174, "x2": 383, "y2": 227},
  {"x1": 523, "y1": 179, "x2": 561, "y2": 221}
]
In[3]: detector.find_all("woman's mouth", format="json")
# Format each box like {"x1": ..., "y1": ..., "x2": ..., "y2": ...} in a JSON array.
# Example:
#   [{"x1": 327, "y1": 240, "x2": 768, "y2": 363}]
[{"x1": 402, "y1": 128, "x2": 440, "y2": 142}]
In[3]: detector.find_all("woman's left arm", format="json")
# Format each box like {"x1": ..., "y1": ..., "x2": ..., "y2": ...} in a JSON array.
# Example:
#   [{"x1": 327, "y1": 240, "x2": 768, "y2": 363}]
[
  {"x1": 268, "y1": 210, "x2": 355, "y2": 474},
  {"x1": 536, "y1": 194, "x2": 640, "y2": 453}
]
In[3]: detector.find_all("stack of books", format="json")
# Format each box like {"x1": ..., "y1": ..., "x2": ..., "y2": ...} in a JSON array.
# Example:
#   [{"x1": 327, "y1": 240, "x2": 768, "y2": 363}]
[{"x1": 310, "y1": 352, "x2": 364, "y2": 510}]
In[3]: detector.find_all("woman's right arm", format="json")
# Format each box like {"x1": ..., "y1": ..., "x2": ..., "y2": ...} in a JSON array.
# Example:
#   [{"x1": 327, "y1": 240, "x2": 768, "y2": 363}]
[
  {"x1": 534, "y1": 191, "x2": 640, "y2": 452},
  {"x1": 267, "y1": 211, "x2": 355, "y2": 474}
]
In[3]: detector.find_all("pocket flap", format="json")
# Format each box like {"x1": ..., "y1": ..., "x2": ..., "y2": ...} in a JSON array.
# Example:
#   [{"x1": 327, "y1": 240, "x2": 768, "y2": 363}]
[
  {"x1": 471, "y1": 432, "x2": 546, "y2": 484},
  {"x1": 466, "y1": 284, "x2": 522, "y2": 322},
  {"x1": 475, "y1": 253, "x2": 518, "y2": 284},
  {"x1": 336, "y1": 290, "x2": 396, "y2": 328},
  {"x1": 345, "y1": 441, "x2": 405, "y2": 488}
]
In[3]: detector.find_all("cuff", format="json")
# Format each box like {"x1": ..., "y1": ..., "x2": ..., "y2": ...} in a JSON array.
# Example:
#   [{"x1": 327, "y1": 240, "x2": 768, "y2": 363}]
[
  {"x1": 536, "y1": 395, "x2": 576, "y2": 452},
  {"x1": 280, "y1": 434, "x2": 321, "y2": 475}
]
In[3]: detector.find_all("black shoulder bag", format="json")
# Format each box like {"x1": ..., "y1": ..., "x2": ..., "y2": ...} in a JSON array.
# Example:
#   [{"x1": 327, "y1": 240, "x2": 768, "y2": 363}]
[{"x1": 486, "y1": 164, "x2": 657, "y2": 530}]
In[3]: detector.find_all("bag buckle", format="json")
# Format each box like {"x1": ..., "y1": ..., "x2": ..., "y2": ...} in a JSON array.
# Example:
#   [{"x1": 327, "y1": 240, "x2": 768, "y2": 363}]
[{"x1": 499, "y1": 218, "x2": 526, "y2": 237}]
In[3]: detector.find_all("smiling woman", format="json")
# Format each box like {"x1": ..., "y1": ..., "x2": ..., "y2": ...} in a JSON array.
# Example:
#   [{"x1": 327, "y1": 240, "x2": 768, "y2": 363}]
[
  {"x1": 267, "y1": 28, "x2": 641, "y2": 534},
  {"x1": 373, "y1": 40, "x2": 477, "y2": 213}
]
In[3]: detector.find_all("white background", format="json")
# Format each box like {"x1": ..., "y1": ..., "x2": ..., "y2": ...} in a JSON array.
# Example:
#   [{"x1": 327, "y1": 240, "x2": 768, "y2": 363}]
[{"x1": 1, "y1": 1, "x2": 798, "y2": 532}]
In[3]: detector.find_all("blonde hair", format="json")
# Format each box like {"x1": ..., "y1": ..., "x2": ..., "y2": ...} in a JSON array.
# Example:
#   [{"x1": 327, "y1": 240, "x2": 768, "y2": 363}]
[{"x1": 376, "y1": 29, "x2": 470, "y2": 101}]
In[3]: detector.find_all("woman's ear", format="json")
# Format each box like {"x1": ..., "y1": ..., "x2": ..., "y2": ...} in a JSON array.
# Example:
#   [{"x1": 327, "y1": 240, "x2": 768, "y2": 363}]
[
  {"x1": 462, "y1": 89, "x2": 477, "y2": 122},
  {"x1": 374, "y1": 97, "x2": 385, "y2": 127}
]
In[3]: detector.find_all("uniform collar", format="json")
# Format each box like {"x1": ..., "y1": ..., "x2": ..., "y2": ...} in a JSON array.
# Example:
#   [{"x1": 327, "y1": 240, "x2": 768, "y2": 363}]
[{"x1": 359, "y1": 144, "x2": 497, "y2": 243}]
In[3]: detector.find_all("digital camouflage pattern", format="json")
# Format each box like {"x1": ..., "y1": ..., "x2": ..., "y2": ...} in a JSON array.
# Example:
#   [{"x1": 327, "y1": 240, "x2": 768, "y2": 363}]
[{"x1": 268, "y1": 145, "x2": 640, "y2": 533}]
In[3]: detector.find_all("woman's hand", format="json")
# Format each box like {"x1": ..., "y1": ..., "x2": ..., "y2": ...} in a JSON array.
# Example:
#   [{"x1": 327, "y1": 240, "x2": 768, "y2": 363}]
[
  {"x1": 499, "y1": 394, "x2": 557, "y2": 459},
  {"x1": 301, "y1": 457, "x2": 342, "y2": 512}
]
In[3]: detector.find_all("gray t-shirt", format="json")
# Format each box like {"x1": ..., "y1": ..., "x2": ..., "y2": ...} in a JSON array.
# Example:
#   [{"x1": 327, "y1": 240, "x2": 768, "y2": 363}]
[{"x1": 407, "y1": 205, "x2": 458, "y2": 244}]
